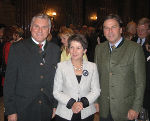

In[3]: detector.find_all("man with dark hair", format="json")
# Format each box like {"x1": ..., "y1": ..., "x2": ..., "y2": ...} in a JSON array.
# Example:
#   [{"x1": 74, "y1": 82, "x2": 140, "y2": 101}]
[
  {"x1": 4, "y1": 13, "x2": 60, "y2": 121},
  {"x1": 95, "y1": 14, "x2": 146, "y2": 121}
]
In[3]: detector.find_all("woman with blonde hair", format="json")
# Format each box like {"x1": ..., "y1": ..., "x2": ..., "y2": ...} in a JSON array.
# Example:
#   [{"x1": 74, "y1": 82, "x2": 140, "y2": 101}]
[
  {"x1": 59, "y1": 27, "x2": 87, "y2": 61},
  {"x1": 124, "y1": 21, "x2": 137, "y2": 40}
]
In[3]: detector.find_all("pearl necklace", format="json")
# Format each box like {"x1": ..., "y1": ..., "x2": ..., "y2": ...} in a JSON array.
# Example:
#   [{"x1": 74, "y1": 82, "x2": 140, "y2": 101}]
[{"x1": 73, "y1": 65, "x2": 83, "y2": 71}]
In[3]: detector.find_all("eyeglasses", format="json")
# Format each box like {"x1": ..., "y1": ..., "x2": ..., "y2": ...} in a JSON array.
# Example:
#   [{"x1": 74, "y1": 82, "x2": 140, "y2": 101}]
[{"x1": 136, "y1": 28, "x2": 148, "y2": 33}]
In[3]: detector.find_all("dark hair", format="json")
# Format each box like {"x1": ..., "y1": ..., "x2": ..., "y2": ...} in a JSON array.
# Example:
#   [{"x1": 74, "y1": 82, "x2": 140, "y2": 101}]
[
  {"x1": 103, "y1": 14, "x2": 123, "y2": 27},
  {"x1": 3, "y1": 26, "x2": 16, "y2": 42},
  {"x1": 68, "y1": 34, "x2": 88, "y2": 50},
  {"x1": 14, "y1": 26, "x2": 24, "y2": 37}
]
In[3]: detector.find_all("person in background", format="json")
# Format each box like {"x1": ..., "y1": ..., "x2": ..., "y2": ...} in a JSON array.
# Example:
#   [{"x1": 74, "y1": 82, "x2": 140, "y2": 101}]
[
  {"x1": 4, "y1": 13, "x2": 60, "y2": 121},
  {"x1": 0, "y1": 24, "x2": 6, "y2": 96},
  {"x1": 59, "y1": 27, "x2": 87, "y2": 62},
  {"x1": 133, "y1": 18, "x2": 150, "y2": 55},
  {"x1": 12, "y1": 26, "x2": 24, "y2": 42},
  {"x1": 143, "y1": 23, "x2": 150, "y2": 119},
  {"x1": 86, "y1": 26, "x2": 98, "y2": 62},
  {"x1": 124, "y1": 21, "x2": 137, "y2": 41},
  {"x1": 132, "y1": 18, "x2": 150, "y2": 118},
  {"x1": 0, "y1": 24, "x2": 6, "y2": 43},
  {"x1": 1, "y1": 26, "x2": 17, "y2": 87},
  {"x1": 53, "y1": 34, "x2": 100, "y2": 121},
  {"x1": 95, "y1": 14, "x2": 145, "y2": 121}
]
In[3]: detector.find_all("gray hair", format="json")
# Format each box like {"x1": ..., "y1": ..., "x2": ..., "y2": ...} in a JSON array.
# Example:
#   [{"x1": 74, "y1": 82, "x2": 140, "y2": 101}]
[{"x1": 31, "y1": 13, "x2": 51, "y2": 28}]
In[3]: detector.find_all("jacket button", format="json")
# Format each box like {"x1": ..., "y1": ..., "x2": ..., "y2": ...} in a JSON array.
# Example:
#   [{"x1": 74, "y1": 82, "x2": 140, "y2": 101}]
[
  {"x1": 40, "y1": 75, "x2": 44, "y2": 79},
  {"x1": 38, "y1": 100, "x2": 42, "y2": 104},
  {"x1": 40, "y1": 88, "x2": 44, "y2": 92},
  {"x1": 39, "y1": 50, "x2": 42, "y2": 54}
]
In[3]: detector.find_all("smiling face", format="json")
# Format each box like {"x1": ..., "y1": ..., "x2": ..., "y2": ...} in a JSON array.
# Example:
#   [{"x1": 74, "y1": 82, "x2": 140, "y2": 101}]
[
  {"x1": 30, "y1": 18, "x2": 50, "y2": 43},
  {"x1": 137, "y1": 24, "x2": 149, "y2": 39},
  {"x1": 69, "y1": 41, "x2": 86, "y2": 61},
  {"x1": 103, "y1": 19, "x2": 122, "y2": 44}
]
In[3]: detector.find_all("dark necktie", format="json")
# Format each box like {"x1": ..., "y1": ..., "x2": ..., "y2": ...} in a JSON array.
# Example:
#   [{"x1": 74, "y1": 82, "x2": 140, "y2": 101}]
[{"x1": 139, "y1": 39, "x2": 142, "y2": 45}]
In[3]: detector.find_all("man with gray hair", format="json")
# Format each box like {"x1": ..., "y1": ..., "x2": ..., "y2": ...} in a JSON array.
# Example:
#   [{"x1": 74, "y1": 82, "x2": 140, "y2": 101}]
[
  {"x1": 133, "y1": 17, "x2": 150, "y2": 118},
  {"x1": 4, "y1": 13, "x2": 60, "y2": 121},
  {"x1": 133, "y1": 17, "x2": 150, "y2": 54}
]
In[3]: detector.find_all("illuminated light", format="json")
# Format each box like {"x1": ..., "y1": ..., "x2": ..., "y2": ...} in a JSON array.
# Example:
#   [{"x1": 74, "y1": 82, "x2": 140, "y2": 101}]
[
  {"x1": 90, "y1": 15, "x2": 97, "y2": 20},
  {"x1": 90, "y1": 13, "x2": 97, "y2": 21},
  {"x1": 52, "y1": 12, "x2": 56, "y2": 16},
  {"x1": 46, "y1": 9, "x2": 56, "y2": 17}
]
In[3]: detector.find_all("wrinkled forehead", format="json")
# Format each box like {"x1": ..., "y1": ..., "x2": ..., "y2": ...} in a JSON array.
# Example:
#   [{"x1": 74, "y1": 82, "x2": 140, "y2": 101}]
[
  {"x1": 31, "y1": 17, "x2": 51, "y2": 28},
  {"x1": 103, "y1": 19, "x2": 120, "y2": 27}
]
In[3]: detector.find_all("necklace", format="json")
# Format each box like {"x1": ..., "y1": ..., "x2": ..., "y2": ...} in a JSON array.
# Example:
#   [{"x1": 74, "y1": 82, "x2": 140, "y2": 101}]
[{"x1": 73, "y1": 65, "x2": 83, "y2": 71}]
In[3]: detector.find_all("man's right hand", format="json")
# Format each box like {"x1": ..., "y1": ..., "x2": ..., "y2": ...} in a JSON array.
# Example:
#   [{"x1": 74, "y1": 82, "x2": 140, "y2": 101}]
[{"x1": 8, "y1": 114, "x2": 17, "y2": 121}]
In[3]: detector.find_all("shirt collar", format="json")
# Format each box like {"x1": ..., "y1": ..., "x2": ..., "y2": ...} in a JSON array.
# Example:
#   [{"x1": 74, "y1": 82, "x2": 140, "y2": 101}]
[
  {"x1": 31, "y1": 37, "x2": 46, "y2": 49},
  {"x1": 138, "y1": 38, "x2": 145, "y2": 44},
  {"x1": 109, "y1": 37, "x2": 123, "y2": 49}
]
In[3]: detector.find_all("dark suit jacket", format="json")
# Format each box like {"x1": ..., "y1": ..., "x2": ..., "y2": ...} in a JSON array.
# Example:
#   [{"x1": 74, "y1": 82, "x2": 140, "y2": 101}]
[
  {"x1": 132, "y1": 37, "x2": 147, "y2": 58},
  {"x1": 4, "y1": 38, "x2": 60, "y2": 121},
  {"x1": 132, "y1": 37, "x2": 150, "y2": 110}
]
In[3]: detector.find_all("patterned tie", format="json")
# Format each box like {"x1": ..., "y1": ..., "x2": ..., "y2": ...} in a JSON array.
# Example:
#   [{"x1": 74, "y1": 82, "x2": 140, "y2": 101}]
[{"x1": 111, "y1": 45, "x2": 116, "y2": 51}]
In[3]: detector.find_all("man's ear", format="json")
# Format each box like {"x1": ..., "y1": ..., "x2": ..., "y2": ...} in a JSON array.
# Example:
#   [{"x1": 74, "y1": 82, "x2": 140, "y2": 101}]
[
  {"x1": 49, "y1": 28, "x2": 51, "y2": 34},
  {"x1": 120, "y1": 27, "x2": 123, "y2": 34}
]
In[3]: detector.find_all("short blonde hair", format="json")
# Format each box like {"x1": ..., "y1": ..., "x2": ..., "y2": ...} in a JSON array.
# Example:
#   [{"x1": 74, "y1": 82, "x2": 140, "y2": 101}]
[{"x1": 59, "y1": 28, "x2": 74, "y2": 37}]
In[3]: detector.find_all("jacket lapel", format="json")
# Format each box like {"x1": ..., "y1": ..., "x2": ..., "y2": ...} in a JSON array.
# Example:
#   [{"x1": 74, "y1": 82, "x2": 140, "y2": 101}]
[
  {"x1": 67, "y1": 60, "x2": 79, "y2": 86},
  {"x1": 80, "y1": 60, "x2": 88, "y2": 85}
]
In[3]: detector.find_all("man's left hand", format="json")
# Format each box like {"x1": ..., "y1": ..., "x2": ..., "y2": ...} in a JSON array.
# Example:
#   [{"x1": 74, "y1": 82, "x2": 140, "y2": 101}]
[{"x1": 127, "y1": 109, "x2": 139, "y2": 120}]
